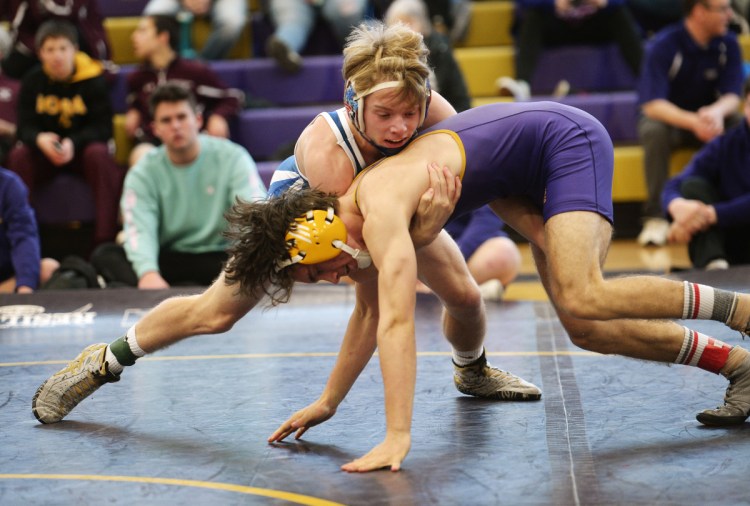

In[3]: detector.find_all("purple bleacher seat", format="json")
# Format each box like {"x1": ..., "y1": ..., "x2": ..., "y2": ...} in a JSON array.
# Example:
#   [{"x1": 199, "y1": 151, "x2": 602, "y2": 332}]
[
  {"x1": 109, "y1": 57, "x2": 344, "y2": 113},
  {"x1": 234, "y1": 104, "x2": 333, "y2": 161},
  {"x1": 97, "y1": 0, "x2": 150, "y2": 17},
  {"x1": 211, "y1": 56, "x2": 344, "y2": 106},
  {"x1": 32, "y1": 173, "x2": 95, "y2": 225},
  {"x1": 109, "y1": 64, "x2": 135, "y2": 114},
  {"x1": 531, "y1": 44, "x2": 637, "y2": 95},
  {"x1": 530, "y1": 91, "x2": 638, "y2": 143}
]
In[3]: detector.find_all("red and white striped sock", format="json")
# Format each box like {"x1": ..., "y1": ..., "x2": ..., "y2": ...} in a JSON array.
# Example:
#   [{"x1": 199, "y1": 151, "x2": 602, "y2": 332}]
[{"x1": 674, "y1": 327, "x2": 733, "y2": 374}]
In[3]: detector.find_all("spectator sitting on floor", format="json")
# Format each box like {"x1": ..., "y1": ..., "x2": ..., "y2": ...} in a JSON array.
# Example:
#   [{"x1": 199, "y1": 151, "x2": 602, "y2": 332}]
[
  {"x1": 142, "y1": 0, "x2": 246, "y2": 61},
  {"x1": 6, "y1": 20, "x2": 123, "y2": 249},
  {"x1": 497, "y1": 0, "x2": 644, "y2": 100},
  {"x1": 636, "y1": 0, "x2": 743, "y2": 247},
  {"x1": 1, "y1": 0, "x2": 112, "y2": 80},
  {"x1": 0, "y1": 167, "x2": 59, "y2": 293},
  {"x1": 92, "y1": 83, "x2": 266, "y2": 290},
  {"x1": 384, "y1": 0, "x2": 472, "y2": 112},
  {"x1": 417, "y1": 205, "x2": 522, "y2": 300},
  {"x1": 125, "y1": 14, "x2": 244, "y2": 167},
  {"x1": 662, "y1": 77, "x2": 750, "y2": 270}
]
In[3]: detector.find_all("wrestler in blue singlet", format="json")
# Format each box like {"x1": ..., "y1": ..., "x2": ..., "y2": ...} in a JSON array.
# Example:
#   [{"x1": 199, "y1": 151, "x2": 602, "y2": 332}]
[
  {"x1": 268, "y1": 108, "x2": 367, "y2": 197},
  {"x1": 421, "y1": 101, "x2": 615, "y2": 225}
]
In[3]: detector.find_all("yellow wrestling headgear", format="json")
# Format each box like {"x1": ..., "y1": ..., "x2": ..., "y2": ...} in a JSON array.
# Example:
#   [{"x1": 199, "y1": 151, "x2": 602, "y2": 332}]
[{"x1": 277, "y1": 207, "x2": 373, "y2": 270}]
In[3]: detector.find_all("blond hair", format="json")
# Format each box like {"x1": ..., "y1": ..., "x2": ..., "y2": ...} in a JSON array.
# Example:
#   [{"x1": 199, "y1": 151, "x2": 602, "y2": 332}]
[{"x1": 342, "y1": 21, "x2": 431, "y2": 106}]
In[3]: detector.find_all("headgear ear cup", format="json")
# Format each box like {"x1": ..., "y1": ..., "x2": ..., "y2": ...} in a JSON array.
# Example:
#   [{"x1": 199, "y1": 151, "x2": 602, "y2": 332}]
[
  {"x1": 280, "y1": 208, "x2": 347, "y2": 268},
  {"x1": 344, "y1": 80, "x2": 360, "y2": 129},
  {"x1": 420, "y1": 77, "x2": 431, "y2": 128},
  {"x1": 345, "y1": 78, "x2": 432, "y2": 132}
]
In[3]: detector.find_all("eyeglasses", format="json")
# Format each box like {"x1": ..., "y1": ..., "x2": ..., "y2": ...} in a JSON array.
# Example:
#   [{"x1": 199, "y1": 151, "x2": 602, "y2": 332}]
[{"x1": 700, "y1": 2, "x2": 733, "y2": 13}]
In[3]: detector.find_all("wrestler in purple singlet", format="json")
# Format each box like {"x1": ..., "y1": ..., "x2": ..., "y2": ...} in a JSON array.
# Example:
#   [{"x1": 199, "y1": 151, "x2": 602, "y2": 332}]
[{"x1": 422, "y1": 101, "x2": 615, "y2": 224}]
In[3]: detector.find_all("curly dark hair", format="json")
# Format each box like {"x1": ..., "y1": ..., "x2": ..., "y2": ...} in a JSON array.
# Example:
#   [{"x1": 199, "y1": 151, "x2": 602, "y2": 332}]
[{"x1": 223, "y1": 189, "x2": 339, "y2": 306}]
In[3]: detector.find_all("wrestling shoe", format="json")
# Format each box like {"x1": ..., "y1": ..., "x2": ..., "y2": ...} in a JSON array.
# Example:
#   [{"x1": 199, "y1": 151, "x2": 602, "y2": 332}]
[
  {"x1": 454, "y1": 350, "x2": 541, "y2": 400},
  {"x1": 696, "y1": 354, "x2": 750, "y2": 426},
  {"x1": 32, "y1": 343, "x2": 120, "y2": 424}
]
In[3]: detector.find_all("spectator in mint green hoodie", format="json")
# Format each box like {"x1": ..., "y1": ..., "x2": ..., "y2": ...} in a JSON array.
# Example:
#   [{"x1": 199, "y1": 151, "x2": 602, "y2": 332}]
[{"x1": 92, "y1": 82, "x2": 265, "y2": 289}]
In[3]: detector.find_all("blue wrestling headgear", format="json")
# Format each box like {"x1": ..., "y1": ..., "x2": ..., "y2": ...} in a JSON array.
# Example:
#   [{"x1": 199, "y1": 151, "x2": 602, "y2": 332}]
[
  {"x1": 277, "y1": 207, "x2": 372, "y2": 270},
  {"x1": 344, "y1": 77, "x2": 431, "y2": 156}
]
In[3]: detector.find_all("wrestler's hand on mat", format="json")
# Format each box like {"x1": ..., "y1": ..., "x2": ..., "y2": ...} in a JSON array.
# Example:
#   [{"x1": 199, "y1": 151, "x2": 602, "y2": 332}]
[
  {"x1": 268, "y1": 399, "x2": 337, "y2": 442},
  {"x1": 341, "y1": 431, "x2": 411, "y2": 473},
  {"x1": 410, "y1": 162, "x2": 461, "y2": 248}
]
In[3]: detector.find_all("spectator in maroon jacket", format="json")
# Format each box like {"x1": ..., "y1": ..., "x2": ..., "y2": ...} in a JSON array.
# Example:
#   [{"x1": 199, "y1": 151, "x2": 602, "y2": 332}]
[
  {"x1": 1, "y1": 0, "x2": 112, "y2": 80},
  {"x1": 124, "y1": 15, "x2": 243, "y2": 166}
]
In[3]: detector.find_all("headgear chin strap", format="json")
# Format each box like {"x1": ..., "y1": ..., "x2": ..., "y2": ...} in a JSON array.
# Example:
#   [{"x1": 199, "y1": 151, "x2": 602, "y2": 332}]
[
  {"x1": 344, "y1": 78, "x2": 431, "y2": 156},
  {"x1": 277, "y1": 208, "x2": 372, "y2": 270}
]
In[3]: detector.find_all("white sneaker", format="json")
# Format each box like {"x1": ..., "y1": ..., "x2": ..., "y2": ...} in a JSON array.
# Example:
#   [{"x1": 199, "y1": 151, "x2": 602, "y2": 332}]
[
  {"x1": 478, "y1": 279, "x2": 505, "y2": 301},
  {"x1": 496, "y1": 77, "x2": 530, "y2": 101},
  {"x1": 705, "y1": 258, "x2": 729, "y2": 271},
  {"x1": 637, "y1": 218, "x2": 670, "y2": 247}
]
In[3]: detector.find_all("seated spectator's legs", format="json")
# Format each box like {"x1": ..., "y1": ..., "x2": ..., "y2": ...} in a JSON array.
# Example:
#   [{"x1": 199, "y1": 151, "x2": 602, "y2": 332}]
[
  {"x1": 320, "y1": 0, "x2": 368, "y2": 45},
  {"x1": 6, "y1": 143, "x2": 55, "y2": 192},
  {"x1": 78, "y1": 143, "x2": 123, "y2": 245},
  {"x1": 679, "y1": 176, "x2": 727, "y2": 268},
  {"x1": 637, "y1": 116, "x2": 701, "y2": 220},
  {"x1": 595, "y1": 7, "x2": 643, "y2": 76},
  {"x1": 725, "y1": 230, "x2": 750, "y2": 267},
  {"x1": 268, "y1": 0, "x2": 316, "y2": 53},
  {"x1": 91, "y1": 243, "x2": 228, "y2": 287},
  {"x1": 514, "y1": 8, "x2": 545, "y2": 83},
  {"x1": 201, "y1": 0, "x2": 247, "y2": 60},
  {"x1": 158, "y1": 249, "x2": 228, "y2": 286}
]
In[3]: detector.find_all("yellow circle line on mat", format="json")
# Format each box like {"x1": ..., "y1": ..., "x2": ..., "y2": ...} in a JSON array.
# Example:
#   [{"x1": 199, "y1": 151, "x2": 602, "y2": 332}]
[
  {"x1": 1, "y1": 350, "x2": 599, "y2": 368},
  {"x1": 0, "y1": 474, "x2": 344, "y2": 506}
]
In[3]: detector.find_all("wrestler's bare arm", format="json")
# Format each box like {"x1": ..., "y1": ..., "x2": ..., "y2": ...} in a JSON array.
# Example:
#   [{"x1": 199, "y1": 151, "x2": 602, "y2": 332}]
[
  {"x1": 268, "y1": 277, "x2": 379, "y2": 442},
  {"x1": 421, "y1": 91, "x2": 457, "y2": 129},
  {"x1": 336, "y1": 162, "x2": 429, "y2": 472},
  {"x1": 297, "y1": 118, "x2": 359, "y2": 196}
]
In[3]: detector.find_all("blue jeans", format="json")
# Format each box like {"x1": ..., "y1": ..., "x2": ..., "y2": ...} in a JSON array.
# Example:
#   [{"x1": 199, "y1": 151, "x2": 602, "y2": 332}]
[
  {"x1": 268, "y1": 0, "x2": 368, "y2": 52},
  {"x1": 144, "y1": 0, "x2": 247, "y2": 59}
]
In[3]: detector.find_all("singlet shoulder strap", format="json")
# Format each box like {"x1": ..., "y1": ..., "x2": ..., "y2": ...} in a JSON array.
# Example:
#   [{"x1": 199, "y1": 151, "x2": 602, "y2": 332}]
[{"x1": 321, "y1": 108, "x2": 366, "y2": 175}]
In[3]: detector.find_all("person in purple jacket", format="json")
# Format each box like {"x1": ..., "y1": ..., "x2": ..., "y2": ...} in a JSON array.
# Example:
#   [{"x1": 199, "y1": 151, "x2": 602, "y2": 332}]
[
  {"x1": 636, "y1": 0, "x2": 743, "y2": 247},
  {"x1": 0, "y1": 167, "x2": 58, "y2": 293},
  {"x1": 662, "y1": 77, "x2": 750, "y2": 270},
  {"x1": 125, "y1": 14, "x2": 243, "y2": 166}
]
